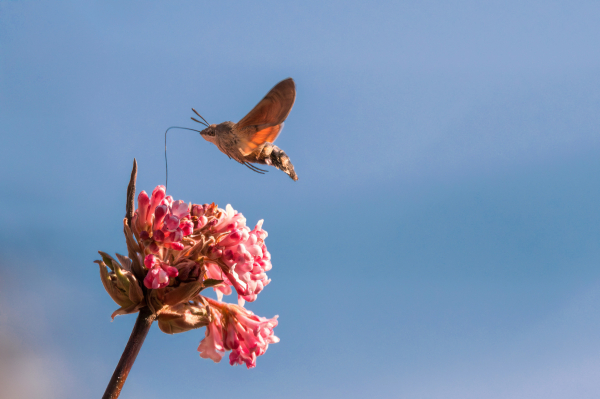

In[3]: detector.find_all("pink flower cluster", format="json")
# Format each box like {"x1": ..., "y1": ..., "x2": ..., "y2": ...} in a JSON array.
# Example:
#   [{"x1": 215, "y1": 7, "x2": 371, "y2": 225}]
[
  {"x1": 198, "y1": 298, "x2": 279, "y2": 369},
  {"x1": 134, "y1": 185, "x2": 194, "y2": 253},
  {"x1": 126, "y1": 185, "x2": 279, "y2": 367},
  {"x1": 206, "y1": 205, "x2": 272, "y2": 303}
]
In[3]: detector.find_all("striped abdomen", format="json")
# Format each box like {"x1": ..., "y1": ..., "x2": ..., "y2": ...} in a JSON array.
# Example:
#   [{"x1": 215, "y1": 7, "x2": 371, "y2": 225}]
[{"x1": 248, "y1": 143, "x2": 298, "y2": 181}]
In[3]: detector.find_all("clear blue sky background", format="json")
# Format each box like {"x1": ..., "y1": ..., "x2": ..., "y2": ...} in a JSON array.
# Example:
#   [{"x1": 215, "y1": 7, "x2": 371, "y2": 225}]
[{"x1": 2, "y1": 1, "x2": 600, "y2": 398}]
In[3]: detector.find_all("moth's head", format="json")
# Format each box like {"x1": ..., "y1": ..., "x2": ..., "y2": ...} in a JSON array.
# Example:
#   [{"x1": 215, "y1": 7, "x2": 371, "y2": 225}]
[{"x1": 200, "y1": 124, "x2": 218, "y2": 144}]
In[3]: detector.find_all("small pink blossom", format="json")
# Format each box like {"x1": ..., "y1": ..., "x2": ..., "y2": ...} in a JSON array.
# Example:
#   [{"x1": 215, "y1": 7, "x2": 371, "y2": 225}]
[
  {"x1": 171, "y1": 200, "x2": 190, "y2": 219},
  {"x1": 164, "y1": 214, "x2": 180, "y2": 231},
  {"x1": 198, "y1": 318, "x2": 225, "y2": 363},
  {"x1": 148, "y1": 186, "x2": 166, "y2": 224},
  {"x1": 213, "y1": 204, "x2": 247, "y2": 234}
]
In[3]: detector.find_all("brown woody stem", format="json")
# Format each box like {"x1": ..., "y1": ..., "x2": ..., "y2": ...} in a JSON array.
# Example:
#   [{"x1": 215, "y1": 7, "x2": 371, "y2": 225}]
[
  {"x1": 102, "y1": 307, "x2": 155, "y2": 399},
  {"x1": 125, "y1": 158, "x2": 137, "y2": 227}
]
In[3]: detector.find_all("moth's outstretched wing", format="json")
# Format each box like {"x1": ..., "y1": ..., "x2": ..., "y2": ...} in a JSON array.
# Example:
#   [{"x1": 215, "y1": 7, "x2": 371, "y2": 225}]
[
  {"x1": 236, "y1": 78, "x2": 296, "y2": 156},
  {"x1": 236, "y1": 78, "x2": 296, "y2": 131}
]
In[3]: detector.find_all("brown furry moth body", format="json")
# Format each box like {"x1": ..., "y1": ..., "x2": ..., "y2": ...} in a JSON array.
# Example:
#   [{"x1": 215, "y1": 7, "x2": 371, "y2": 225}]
[{"x1": 193, "y1": 78, "x2": 298, "y2": 181}]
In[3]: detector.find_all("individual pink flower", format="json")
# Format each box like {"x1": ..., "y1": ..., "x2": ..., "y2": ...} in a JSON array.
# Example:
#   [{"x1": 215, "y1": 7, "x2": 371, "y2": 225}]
[
  {"x1": 198, "y1": 315, "x2": 225, "y2": 363},
  {"x1": 198, "y1": 298, "x2": 279, "y2": 368},
  {"x1": 212, "y1": 204, "x2": 247, "y2": 234}
]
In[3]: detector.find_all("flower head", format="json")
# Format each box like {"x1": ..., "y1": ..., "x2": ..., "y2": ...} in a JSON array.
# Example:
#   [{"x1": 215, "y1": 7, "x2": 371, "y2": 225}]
[{"x1": 97, "y1": 184, "x2": 279, "y2": 368}]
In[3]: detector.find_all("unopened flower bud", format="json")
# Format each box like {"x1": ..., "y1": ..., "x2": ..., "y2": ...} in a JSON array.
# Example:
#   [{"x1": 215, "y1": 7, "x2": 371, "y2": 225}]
[
  {"x1": 149, "y1": 241, "x2": 160, "y2": 253},
  {"x1": 191, "y1": 204, "x2": 204, "y2": 217},
  {"x1": 164, "y1": 214, "x2": 180, "y2": 231},
  {"x1": 144, "y1": 254, "x2": 157, "y2": 269},
  {"x1": 149, "y1": 185, "x2": 166, "y2": 217},
  {"x1": 153, "y1": 229, "x2": 165, "y2": 242},
  {"x1": 207, "y1": 244, "x2": 223, "y2": 259},
  {"x1": 177, "y1": 260, "x2": 201, "y2": 282},
  {"x1": 195, "y1": 215, "x2": 208, "y2": 229},
  {"x1": 153, "y1": 204, "x2": 167, "y2": 230},
  {"x1": 158, "y1": 302, "x2": 210, "y2": 334},
  {"x1": 168, "y1": 242, "x2": 185, "y2": 251},
  {"x1": 219, "y1": 228, "x2": 249, "y2": 247},
  {"x1": 136, "y1": 191, "x2": 150, "y2": 230}
]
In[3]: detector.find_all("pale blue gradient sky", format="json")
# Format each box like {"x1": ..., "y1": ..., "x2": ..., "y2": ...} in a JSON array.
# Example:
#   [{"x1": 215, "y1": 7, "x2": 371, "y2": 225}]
[{"x1": 2, "y1": 1, "x2": 600, "y2": 398}]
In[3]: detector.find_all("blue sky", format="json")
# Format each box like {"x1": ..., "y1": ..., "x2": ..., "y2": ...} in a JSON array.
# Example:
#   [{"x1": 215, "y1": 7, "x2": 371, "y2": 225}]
[{"x1": 1, "y1": 1, "x2": 600, "y2": 398}]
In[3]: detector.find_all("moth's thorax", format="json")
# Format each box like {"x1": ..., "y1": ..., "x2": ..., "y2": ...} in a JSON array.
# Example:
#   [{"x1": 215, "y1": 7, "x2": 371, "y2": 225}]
[{"x1": 215, "y1": 121, "x2": 236, "y2": 136}]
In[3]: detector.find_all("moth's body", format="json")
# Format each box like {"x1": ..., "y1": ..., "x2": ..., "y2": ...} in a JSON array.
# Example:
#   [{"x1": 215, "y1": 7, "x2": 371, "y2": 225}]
[
  {"x1": 195, "y1": 78, "x2": 298, "y2": 181},
  {"x1": 201, "y1": 122, "x2": 240, "y2": 160}
]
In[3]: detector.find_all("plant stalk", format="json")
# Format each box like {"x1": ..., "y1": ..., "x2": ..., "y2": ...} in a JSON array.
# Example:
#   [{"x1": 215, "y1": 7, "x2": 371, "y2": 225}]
[{"x1": 102, "y1": 307, "x2": 155, "y2": 399}]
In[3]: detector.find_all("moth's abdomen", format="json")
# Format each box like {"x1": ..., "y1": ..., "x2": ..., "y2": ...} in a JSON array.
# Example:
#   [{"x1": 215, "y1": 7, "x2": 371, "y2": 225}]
[{"x1": 252, "y1": 143, "x2": 298, "y2": 181}]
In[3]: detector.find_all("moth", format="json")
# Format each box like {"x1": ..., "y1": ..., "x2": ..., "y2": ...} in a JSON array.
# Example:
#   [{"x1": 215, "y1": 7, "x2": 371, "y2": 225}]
[{"x1": 191, "y1": 78, "x2": 298, "y2": 181}]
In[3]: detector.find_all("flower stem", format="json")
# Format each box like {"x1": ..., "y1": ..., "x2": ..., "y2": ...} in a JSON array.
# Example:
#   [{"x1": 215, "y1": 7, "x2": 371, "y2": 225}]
[{"x1": 102, "y1": 307, "x2": 155, "y2": 399}]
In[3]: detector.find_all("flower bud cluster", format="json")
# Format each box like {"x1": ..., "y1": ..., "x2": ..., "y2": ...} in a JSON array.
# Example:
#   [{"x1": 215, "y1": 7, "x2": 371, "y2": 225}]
[
  {"x1": 97, "y1": 185, "x2": 279, "y2": 368},
  {"x1": 134, "y1": 186, "x2": 194, "y2": 254}
]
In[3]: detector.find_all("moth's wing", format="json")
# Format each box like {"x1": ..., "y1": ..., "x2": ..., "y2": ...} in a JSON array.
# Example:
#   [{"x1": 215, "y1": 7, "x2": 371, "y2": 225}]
[
  {"x1": 236, "y1": 78, "x2": 296, "y2": 131},
  {"x1": 239, "y1": 124, "x2": 284, "y2": 156},
  {"x1": 236, "y1": 78, "x2": 295, "y2": 156}
]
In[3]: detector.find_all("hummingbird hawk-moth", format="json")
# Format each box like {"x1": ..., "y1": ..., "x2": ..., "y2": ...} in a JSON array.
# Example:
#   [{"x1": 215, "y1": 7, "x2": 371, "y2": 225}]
[{"x1": 191, "y1": 78, "x2": 298, "y2": 181}]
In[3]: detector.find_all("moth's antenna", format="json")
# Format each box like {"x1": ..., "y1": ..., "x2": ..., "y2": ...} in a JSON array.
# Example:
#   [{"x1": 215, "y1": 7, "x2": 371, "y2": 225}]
[
  {"x1": 164, "y1": 126, "x2": 203, "y2": 190},
  {"x1": 191, "y1": 117, "x2": 208, "y2": 126},
  {"x1": 192, "y1": 108, "x2": 210, "y2": 126}
]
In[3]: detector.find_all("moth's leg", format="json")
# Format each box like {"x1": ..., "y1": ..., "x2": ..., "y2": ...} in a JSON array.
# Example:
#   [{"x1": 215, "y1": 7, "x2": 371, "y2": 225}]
[{"x1": 243, "y1": 162, "x2": 266, "y2": 174}]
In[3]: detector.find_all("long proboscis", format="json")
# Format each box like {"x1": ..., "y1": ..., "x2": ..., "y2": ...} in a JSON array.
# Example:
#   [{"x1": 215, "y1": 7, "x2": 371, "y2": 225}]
[{"x1": 164, "y1": 126, "x2": 203, "y2": 190}]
